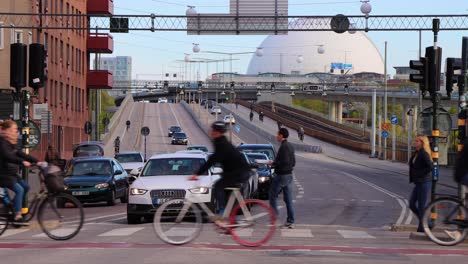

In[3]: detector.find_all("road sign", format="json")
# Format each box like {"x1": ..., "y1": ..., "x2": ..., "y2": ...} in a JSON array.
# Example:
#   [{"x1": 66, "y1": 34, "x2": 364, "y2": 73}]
[
  {"x1": 84, "y1": 121, "x2": 92, "y2": 135},
  {"x1": 141, "y1": 126, "x2": 150, "y2": 136},
  {"x1": 40, "y1": 111, "x2": 52, "y2": 134},
  {"x1": 17, "y1": 120, "x2": 41, "y2": 148},
  {"x1": 33, "y1": 103, "x2": 48, "y2": 120},
  {"x1": 390, "y1": 115, "x2": 398, "y2": 125},
  {"x1": 234, "y1": 125, "x2": 241, "y2": 134},
  {"x1": 381, "y1": 131, "x2": 389, "y2": 138},
  {"x1": 381, "y1": 123, "x2": 390, "y2": 131}
]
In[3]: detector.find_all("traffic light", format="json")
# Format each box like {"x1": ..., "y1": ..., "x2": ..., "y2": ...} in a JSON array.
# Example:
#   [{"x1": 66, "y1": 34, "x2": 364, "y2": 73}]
[
  {"x1": 409, "y1": 57, "x2": 428, "y2": 96},
  {"x1": 29, "y1": 43, "x2": 46, "y2": 91},
  {"x1": 426, "y1": 46, "x2": 443, "y2": 97},
  {"x1": 163, "y1": 80, "x2": 169, "y2": 88},
  {"x1": 230, "y1": 81, "x2": 235, "y2": 89},
  {"x1": 445, "y1": 57, "x2": 462, "y2": 97}
]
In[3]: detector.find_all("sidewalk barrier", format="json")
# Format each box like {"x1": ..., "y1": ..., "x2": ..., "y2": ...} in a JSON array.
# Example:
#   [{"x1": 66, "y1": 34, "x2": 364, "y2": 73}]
[
  {"x1": 101, "y1": 94, "x2": 134, "y2": 145},
  {"x1": 181, "y1": 101, "x2": 210, "y2": 136}
]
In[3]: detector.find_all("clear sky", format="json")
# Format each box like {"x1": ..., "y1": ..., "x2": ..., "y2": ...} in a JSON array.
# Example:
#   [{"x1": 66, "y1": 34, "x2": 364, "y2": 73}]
[{"x1": 107, "y1": 0, "x2": 468, "y2": 80}]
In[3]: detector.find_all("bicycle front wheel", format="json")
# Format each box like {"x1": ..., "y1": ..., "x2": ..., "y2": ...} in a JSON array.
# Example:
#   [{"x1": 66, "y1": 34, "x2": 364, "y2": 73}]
[
  {"x1": 423, "y1": 197, "x2": 468, "y2": 246},
  {"x1": 0, "y1": 200, "x2": 10, "y2": 236},
  {"x1": 38, "y1": 193, "x2": 84, "y2": 241},
  {"x1": 229, "y1": 199, "x2": 276, "y2": 247},
  {"x1": 153, "y1": 199, "x2": 202, "y2": 245}
]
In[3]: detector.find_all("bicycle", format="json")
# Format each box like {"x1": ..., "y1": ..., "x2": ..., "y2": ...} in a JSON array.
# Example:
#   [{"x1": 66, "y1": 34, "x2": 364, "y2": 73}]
[
  {"x1": 153, "y1": 186, "x2": 277, "y2": 247},
  {"x1": 0, "y1": 164, "x2": 85, "y2": 240},
  {"x1": 422, "y1": 196, "x2": 468, "y2": 246}
]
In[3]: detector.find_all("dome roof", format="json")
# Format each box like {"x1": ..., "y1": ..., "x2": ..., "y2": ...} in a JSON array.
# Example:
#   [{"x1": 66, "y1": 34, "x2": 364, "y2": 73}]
[{"x1": 247, "y1": 31, "x2": 384, "y2": 75}]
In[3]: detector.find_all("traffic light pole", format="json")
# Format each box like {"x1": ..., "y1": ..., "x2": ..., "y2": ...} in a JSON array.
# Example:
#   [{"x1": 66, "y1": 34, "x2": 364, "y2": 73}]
[
  {"x1": 459, "y1": 37, "x2": 468, "y2": 205},
  {"x1": 20, "y1": 90, "x2": 31, "y2": 215}
]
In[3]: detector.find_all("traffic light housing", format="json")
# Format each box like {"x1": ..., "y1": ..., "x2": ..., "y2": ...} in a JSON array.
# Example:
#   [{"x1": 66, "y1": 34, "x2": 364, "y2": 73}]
[
  {"x1": 29, "y1": 43, "x2": 46, "y2": 92},
  {"x1": 409, "y1": 57, "x2": 428, "y2": 96},
  {"x1": 445, "y1": 57, "x2": 462, "y2": 97},
  {"x1": 426, "y1": 46, "x2": 442, "y2": 98}
]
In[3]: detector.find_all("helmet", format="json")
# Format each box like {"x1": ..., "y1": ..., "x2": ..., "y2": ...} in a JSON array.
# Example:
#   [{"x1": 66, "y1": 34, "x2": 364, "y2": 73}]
[{"x1": 211, "y1": 121, "x2": 227, "y2": 133}]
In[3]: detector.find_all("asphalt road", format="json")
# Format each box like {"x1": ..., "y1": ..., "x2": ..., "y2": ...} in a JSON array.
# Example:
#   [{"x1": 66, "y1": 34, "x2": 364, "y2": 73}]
[{"x1": 2, "y1": 101, "x2": 467, "y2": 263}]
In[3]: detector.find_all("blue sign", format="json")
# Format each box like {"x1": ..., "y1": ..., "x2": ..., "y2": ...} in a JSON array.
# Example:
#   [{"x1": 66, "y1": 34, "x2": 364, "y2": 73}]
[
  {"x1": 433, "y1": 165, "x2": 439, "y2": 181},
  {"x1": 381, "y1": 131, "x2": 389, "y2": 138},
  {"x1": 343, "y1": 63, "x2": 353, "y2": 70},
  {"x1": 234, "y1": 125, "x2": 241, "y2": 134},
  {"x1": 390, "y1": 115, "x2": 398, "y2": 125},
  {"x1": 331, "y1": 62, "x2": 344, "y2": 70}
]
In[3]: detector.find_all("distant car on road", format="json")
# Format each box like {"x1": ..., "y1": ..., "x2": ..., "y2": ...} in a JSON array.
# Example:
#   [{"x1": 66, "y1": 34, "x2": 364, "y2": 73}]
[
  {"x1": 167, "y1": 125, "x2": 182, "y2": 137},
  {"x1": 72, "y1": 141, "x2": 105, "y2": 158},
  {"x1": 245, "y1": 152, "x2": 272, "y2": 200},
  {"x1": 158, "y1": 97, "x2": 168, "y2": 103},
  {"x1": 115, "y1": 152, "x2": 145, "y2": 174},
  {"x1": 186, "y1": 145, "x2": 209, "y2": 152},
  {"x1": 171, "y1": 132, "x2": 189, "y2": 145},
  {"x1": 223, "y1": 114, "x2": 236, "y2": 124},
  {"x1": 210, "y1": 106, "x2": 222, "y2": 115},
  {"x1": 237, "y1": 143, "x2": 276, "y2": 161}
]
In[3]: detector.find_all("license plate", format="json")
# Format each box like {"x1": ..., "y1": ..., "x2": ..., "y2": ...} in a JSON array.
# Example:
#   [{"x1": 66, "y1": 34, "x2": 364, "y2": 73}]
[
  {"x1": 72, "y1": 191, "x2": 90, "y2": 196},
  {"x1": 153, "y1": 198, "x2": 183, "y2": 205}
]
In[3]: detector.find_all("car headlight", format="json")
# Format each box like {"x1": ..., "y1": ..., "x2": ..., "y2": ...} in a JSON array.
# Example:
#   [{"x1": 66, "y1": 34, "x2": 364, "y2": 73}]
[
  {"x1": 189, "y1": 187, "x2": 210, "y2": 194},
  {"x1": 130, "y1": 188, "x2": 148, "y2": 195},
  {"x1": 63, "y1": 184, "x2": 68, "y2": 191},
  {"x1": 95, "y1": 183, "x2": 109, "y2": 189},
  {"x1": 259, "y1": 177, "x2": 269, "y2": 183}
]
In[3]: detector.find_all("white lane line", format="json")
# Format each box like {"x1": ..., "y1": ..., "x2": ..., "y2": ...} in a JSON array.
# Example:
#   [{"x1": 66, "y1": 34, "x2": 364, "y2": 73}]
[
  {"x1": 1, "y1": 229, "x2": 29, "y2": 237},
  {"x1": 332, "y1": 198, "x2": 345, "y2": 201},
  {"x1": 281, "y1": 229, "x2": 314, "y2": 238},
  {"x1": 404, "y1": 199, "x2": 414, "y2": 225},
  {"x1": 98, "y1": 227, "x2": 145, "y2": 237},
  {"x1": 155, "y1": 103, "x2": 170, "y2": 153},
  {"x1": 337, "y1": 230, "x2": 375, "y2": 239},
  {"x1": 83, "y1": 213, "x2": 127, "y2": 224},
  {"x1": 340, "y1": 172, "x2": 408, "y2": 226},
  {"x1": 296, "y1": 195, "x2": 303, "y2": 199},
  {"x1": 299, "y1": 191, "x2": 305, "y2": 195},
  {"x1": 33, "y1": 228, "x2": 80, "y2": 238},
  {"x1": 311, "y1": 198, "x2": 323, "y2": 201},
  {"x1": 369, "y1": 200, "x2": 384, "y2": 203}
]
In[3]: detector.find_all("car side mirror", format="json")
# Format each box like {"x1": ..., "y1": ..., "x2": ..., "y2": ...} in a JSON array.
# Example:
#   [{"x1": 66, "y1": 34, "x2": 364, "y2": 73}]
[
  {"x1": 130, "y1": 168, "x2": 140, "y2": 177},
  {"x1": 211, "y1": 167, "x2": 223, "y2": 174},
  {"x1": 114, "y1": 170, "x2": 123, "y2": 175},
  {"x1": 128, "y1": 175, "x2": 137, "y2": 184}
]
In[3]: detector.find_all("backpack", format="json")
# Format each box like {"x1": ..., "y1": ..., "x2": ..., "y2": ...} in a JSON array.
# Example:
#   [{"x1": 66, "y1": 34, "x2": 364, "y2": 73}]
[{"x1": 43, "y1": 165, "x2": 65, "y2": 193}]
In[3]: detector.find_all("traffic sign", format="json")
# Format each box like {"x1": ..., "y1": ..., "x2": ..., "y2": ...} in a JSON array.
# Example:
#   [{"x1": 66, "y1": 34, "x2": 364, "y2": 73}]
[
  {"x1": 381, "y1": 123, "x2": 390, "y2": 131},
  {"x1": 381, "y1": 131, "x2": 389, "y2": 138},
  {"x1": 17, "y1": 120, "x2": 41, "y2": 148},
  {"x1": 40, "y1": 111, "x2": 52, "y2": 134},
  {"x1": 84, "y1": 121, "x2": 92, "y2": 135},
  {"x1": 141, "y1": 126, "x2": 150, "y2": 136},
  {"x1": 390, "y1": 115, "x2": 398, "y2": 125},
  {"x1": 234, "y1": 125, "x2": 241, "y2": 134}
]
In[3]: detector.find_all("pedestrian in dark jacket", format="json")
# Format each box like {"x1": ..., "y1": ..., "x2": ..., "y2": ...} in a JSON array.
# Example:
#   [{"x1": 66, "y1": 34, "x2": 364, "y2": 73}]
[
  {"x1": 0, "y1": 120, "x2": 38, "y2": 222},
  {"x1": 408, "y1": 135, "x2": 433, "y2": 232},
  {"x1": 268, "y1": 127, "x2": 296, "y2": 229},
  {"x1": 454, "y1": 140, "x2": 468, "y2": 186},
  {"x1": 45, "y1": 145, "x2": 60, "y2": 165},
  {"x1": 277, "y1": 120, "x2": 282, "y2": 130}
]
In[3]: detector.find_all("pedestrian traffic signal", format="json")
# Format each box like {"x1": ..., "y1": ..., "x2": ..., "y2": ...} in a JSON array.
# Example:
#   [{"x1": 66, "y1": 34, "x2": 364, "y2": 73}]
[
  {"x1": 29, "y1": 43, "x2": 46, "y2": 91},
  {"x1": 409, "y1": 57, "x2": 428, "y2": 96},
  {"x1": 426, "y1": 46, "x2": 443, "y2": 98},
  {"x1": 445, "y1": 57, "x2": 462, "y2": 98}
]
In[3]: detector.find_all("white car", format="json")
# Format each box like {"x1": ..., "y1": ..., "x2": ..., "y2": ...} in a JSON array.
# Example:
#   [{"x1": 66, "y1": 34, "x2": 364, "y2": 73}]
[
  {"x1": 223, "y1": 114, "x2": 236, "y2": 124},
  {"x1": 114, "y1": 152, "x2": 145, "y2": 175},
  {"x1": 210, "y1": 106, "x2": 222, "y2": 115},
  {"x1": 126, "y1": 152, "x2": 220, "y2": 224},
  {"x1": 158, "y1": 97, "x2": 168, "y2": 103}
]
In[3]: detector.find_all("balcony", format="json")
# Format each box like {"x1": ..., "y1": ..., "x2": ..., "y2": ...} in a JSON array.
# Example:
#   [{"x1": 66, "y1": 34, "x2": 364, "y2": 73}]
[
  {"x1": 87, "y1": 0, "x2": 114, "y2": 16},
  {"x1": 87, "y1": 33, "x2": 114, "y2": 53},
  {"x1": 87, "y1": 70, "x2": 114, "y2": 89}
]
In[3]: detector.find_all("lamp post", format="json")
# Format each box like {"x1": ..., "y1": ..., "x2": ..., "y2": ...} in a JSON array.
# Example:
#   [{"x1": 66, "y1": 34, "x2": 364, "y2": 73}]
[
  {"x1": 271, "y1": 83, "x2": 276, "y2": 112},
  {"x1": 360, "y1": 0, "x2": 372, "y2": 32}
]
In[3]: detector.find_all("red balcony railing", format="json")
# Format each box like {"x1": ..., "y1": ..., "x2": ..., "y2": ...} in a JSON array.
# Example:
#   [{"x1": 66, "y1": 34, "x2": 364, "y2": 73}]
[
  {"x1": 87, "y1": 0, "x2": 114, "y2": 16},
  {"x1": 87, "y1": 70, "x2": 114, "y2": 89},
  {"x1": 87, "y1": 33, "x2": 114, "y2": 53}
]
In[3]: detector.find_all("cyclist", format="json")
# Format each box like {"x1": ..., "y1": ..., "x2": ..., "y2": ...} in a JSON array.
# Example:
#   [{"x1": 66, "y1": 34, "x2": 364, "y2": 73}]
[
  {"x1": 259, "y1": 111, "x2": 264, "y2": 122},
  {"x1": 0, "y1": 120, "x2": 40, "y2": 224},
  {"x1": 126, "y1": 120, "x2": 131, "y2": 131},
  {"x1": 190, "y1": 121, "x2": 251, "y2": 222},
  {"x1": 297, "y1": 126, "x2": 304, "y2": 142},
  {"x1": 249, "y1": 111, "x2": 254, "y2": 122},
  {"x1": 114, "y1": 136, "x2": 121, "y2": 156}
]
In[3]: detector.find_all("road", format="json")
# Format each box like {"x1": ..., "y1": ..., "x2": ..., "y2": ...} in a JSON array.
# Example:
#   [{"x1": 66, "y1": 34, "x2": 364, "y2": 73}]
[{"x1": 1, "y1": 101, "x2": 467, "y2": 263}]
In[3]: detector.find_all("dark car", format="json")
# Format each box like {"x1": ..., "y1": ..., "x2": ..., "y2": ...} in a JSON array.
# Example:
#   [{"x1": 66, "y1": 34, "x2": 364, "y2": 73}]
[
  {"x1": 187, "y1": 145, "x2": 209, "y2": 152},
  {"x1": 237, "y1": 144, "x2": 276, "y2": 161},
  {"x1": 171, "y1": 132, "x2": 189, "y2": 145},
  {"x1": 167, "y1": 126, "x2": 182, "y2": 137},
  {"x1": 64, "y1": 157, "x2": 129, "y2": 206},
  {"x1": 72, "y1": 141, "x2": 105, "y2": 158},
  {"x1": 246, "y1": 152, "x2": 272, "y2": 200}
]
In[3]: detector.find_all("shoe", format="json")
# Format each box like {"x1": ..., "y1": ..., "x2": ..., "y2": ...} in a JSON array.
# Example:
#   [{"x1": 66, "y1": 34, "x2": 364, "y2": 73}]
[
  {"x1": 212, "y1": 214, "x2": 226, "y2": 227},
  {"x1": 12, "y1": 217, "x2": 29, "y2": 226},
  {"x1": 444, "y1": 230, "x2": 462, "y2": 241},
  {"x1": 280, "y1": 222, "x2": 295, "y2": 229}
]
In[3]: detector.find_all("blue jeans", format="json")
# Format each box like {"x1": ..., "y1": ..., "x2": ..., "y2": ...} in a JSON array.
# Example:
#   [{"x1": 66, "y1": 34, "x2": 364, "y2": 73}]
[
  {"x1": 10, "y1": 180, "x2": 30, "y2": 215},
  {"x1": 269, "y1": 174, "x2": 295, "y2": 224},
  {"x1": 409, "y1": 181, "x2": 431, "y2": 232}
]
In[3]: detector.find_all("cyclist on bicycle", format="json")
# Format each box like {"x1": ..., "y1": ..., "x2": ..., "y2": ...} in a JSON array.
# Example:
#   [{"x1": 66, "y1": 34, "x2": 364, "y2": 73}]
[
  {"x1": 114, "y1": 136, "x2": 121, "y2": 156},
  {"x1": 190, "y1": 121, "x2": 251, "y2": 220},
  {"x1": 126, "y1": 120, "x2": 131, "y2": 131},
  {"x1": 0, "y1": 120, "x2": 40, "y2": 224}
]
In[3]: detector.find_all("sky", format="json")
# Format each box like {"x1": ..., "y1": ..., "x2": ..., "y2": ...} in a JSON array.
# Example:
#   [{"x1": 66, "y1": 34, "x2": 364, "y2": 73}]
[{"x1": 106, "y1": 0, "x2": 468, "y2": 80}]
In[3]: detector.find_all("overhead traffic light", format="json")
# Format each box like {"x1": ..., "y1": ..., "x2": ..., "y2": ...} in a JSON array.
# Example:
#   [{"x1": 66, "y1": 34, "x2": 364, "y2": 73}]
[
  {"x1": 29, "y1": 43, "x2": 47, "y2": 92},
  {"x1": 409, "y1": 57, "x2": 428, "y2": 96},
  {"x1": 445, "y1": 57, "x2": 462, "y2": 97},
  {"x1": 426, "y1": 46, "x2": 442, "y2": 98}
]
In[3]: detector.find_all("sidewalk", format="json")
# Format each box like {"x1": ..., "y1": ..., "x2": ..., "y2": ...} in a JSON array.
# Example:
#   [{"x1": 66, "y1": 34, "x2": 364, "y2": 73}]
[{"x1": 224, "y1": 103, "x2": 458, "y2": 190}]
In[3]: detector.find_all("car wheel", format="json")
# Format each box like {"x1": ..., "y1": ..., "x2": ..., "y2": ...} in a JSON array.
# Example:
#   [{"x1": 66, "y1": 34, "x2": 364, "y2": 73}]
[
  {"x1": 107, "y1": 190, "x2": 116, "y2": 206},
  {"x1": 120, "y1": 188, "x2": 129, "y2": 203},
  {"x1": 127, "y1": 214, "x2": 142, "y2": 224}
]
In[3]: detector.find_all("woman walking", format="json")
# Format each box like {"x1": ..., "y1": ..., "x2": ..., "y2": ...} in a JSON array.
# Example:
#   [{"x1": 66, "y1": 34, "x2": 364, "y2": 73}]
[{"x1": 409, "y1": 135, "x2": 433, "y2": 232}]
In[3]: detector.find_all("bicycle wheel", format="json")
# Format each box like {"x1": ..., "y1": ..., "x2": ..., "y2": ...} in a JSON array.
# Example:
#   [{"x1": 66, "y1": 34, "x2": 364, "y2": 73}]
[
  {"x1": 153, "y1": 199, "x2": 202, "y2": 245},
  {"x1": 229, "y1": 199, "x2": 276, "y2": 247},
  {"x1": 423, "y1": 197, "x2": 468, "y2": 246},
  {"x1": 0, "y1": 200, "x2": 10, "y2": 236},
  {"x1": 38, "y1": 193, "x2": 84, "y2": 240}
]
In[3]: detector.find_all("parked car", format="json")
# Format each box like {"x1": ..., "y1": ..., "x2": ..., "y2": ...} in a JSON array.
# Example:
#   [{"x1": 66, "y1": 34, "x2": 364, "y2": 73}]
[
  {"x1": 223, "y1": 114, "x2": 236, "y2": 124},
  {"x1": 64, "y1": 157, "x2": 129, "y2": 206},
  {"x1": 126, "y1": 152, "x2": 219, "y2": 224},
  {"x1": 171, "y1": 132, "x2": 189, "y2": 145},
  {"x1": 210, "y1": 106, "x2": 222, "y2": 115},
  {"x1": 167, "y1": 125, "x2": 182, "y2": 137},
  {"x1": 72, "y1": 141, "x2": 105, "y2": 158},
  {"x1": 237, "y1": 144, "x2": 276, "y2": 161},
  {"x1": 186, "y1": 145, "x2": 209, "y2": 152},
  {"x1": 115, "y1": 152, "x2": 145, "y2": 174},
  {"x1": 245, "y1": 152, "x2": 272, "y2": 200}
]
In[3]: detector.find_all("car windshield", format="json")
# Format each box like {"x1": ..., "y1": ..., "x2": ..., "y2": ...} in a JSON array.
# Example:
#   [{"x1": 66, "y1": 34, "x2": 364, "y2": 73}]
[
  {"x1": 240, "y1": 148, "x2": 274, "y2": 160},
  {"x1": 173, "y1": 132, "x2": 186, "y2": 138},
  {"x1": 66, "y1": 160, "x2": 112, "y2": 176},
  {"x1": 187, "y1": 146, "x2": 208, "y2": 152},
  {"x1": 246, "y1": 154, "x2": 268, "y2": 169},
  {"x1": 170, "y1": 126, "x2": 181, "y2": 132},
  {"x1": 73, "y1": 145, "x2": 103, "y2": 157},
  {"x1": 115, "y1": 153, "x2": 143, "y2": 163},
  {"x1": 141, "y1": 158, "x2": 206, "y2": 176}
]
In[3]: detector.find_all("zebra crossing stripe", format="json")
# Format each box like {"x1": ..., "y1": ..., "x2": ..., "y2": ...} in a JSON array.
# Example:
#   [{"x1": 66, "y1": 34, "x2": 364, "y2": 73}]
[
  {"x1": 281, "y1": 229, "x2": 313, "y2": 238},
  {"x1": 1, "y1": 229, "x2": 29, "y2": 237},
  {"x1": 337, "y1": 230, "x2": 375, "y2": 239},
  {"x1": 98, "y1": 227, "x2": 145, "y2": 237}
]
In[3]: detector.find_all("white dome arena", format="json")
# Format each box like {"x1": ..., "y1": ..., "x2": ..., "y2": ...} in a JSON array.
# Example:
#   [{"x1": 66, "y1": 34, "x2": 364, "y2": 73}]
[{"x1": 247, "y1": 31, "x2": 384, "y2": 75}]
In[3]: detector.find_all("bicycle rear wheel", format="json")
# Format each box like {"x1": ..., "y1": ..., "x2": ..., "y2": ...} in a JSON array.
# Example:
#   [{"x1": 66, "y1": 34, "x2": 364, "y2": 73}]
[
  {"x1": 0, "y1": 200, "x2": 10, "y2": 236},
  {"x1": 38, "y1": 193, "x2": 84, "y2": 240},
  {"x1": 423, "y1": 197, "x2": 468, "y2": 246},
  {"x1": 229, "y1": 199, "x2": 276, "y2": 247},
  {"x1": 153, "y1": 199, "x2": 202, "y2": 245}
]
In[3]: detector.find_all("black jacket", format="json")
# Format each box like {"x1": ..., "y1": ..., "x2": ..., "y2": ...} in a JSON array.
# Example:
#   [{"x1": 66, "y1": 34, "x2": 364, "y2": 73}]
[
  {"x1": 195, "y1": 136, "x2": 250, "y2": 181},
  {"x1": 273, "y1": 140, "x2": 295, "y2": 175},
  {"x1": 409, "y1": 148, "x2": 432, "y2": 183},
  {"x1": 455, "y1": 140, "x2": 468, "y2": 183},
  {"x1": 0, "y1": 136, "x2": 38, "y2": 188}
]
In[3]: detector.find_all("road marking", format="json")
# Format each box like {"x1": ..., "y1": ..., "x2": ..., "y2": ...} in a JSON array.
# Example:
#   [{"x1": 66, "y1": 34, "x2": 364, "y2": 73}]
[
  {"x1": 332, "y1": 198, "x2": 345, "y2": 201},
  {"x1": 369, "y1": 200, "x2": 384, "y2": 203},
  {"x1": 33, "y1": 228, "x2": 78, "y2": 238},
  {"x1": 296, "y1": 195, "x2": 303, "y2": 199},
  {"x1": 98, "y1": 227, "x2": 145, "y2": 237},
  {"x1": 83, "y1": 213, "x2": 127, "y2": 224},
  {"x1": 404, "y1": 199, "x2": 414, "y2": 225},
  {"x1": 337, "y1": 230, "x2": 375, "y2": 239},
  {"x1": 281, "y1": 229, "x2": 313, "y2": 238},
  {"x1": 0, "y1": 229, "x2": 29, "y2": 237},
  {"x1": 311, "y1": 198, "x2": 323, "y2": 201}
]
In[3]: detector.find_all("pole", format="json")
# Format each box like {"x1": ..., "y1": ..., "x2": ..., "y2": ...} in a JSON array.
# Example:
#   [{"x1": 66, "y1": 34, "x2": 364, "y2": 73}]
[
  {"x1": 144, "y1": 136, "x2": 147, "y2": 161},
  {"x1": 458, "y1": 37, "x2": 468, "y2": 204},
  {"x1": 392, "y1": 97, "x2": 396, "y2": 161},
  {"x1": 215, "y1": 91, "x2": 219, "y2": 121},
  {"x1": 370, "y1": 89, "x2": 376, "y2": 157},
  {"x1": 383, "y1": 41, "x2": 388, "y2": 160},
  {"x1": 430, "y1": 19, "x2": 440, "y2": 203},
  {"x1": 21, "y1": 90, "x2": 30, "y2": 214},
  {"x1": 408, "y1": 109, "x2": 413, "y2": 162}
]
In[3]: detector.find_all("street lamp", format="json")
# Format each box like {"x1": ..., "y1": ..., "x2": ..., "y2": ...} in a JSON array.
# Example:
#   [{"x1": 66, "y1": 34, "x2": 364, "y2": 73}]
[
  {"x1": 192, "y1": 43, "x2": 200, "y2": 53},
  {"x1": 317, "y1": 45, "x2": 325, "y2": 54},
  {"x1": 186, "y1": 6, "x2": 197, "y2": 16},
  {"x1": 360, "y1": 0, "x2": 372, "y2": 32},
  {"x1": 348, "y1": 23, "x2": 357, "y2": 34},
  {"x1": 296, "y1": 55, "x2": 304, "y2": 64},
  {"x1": 271, "y1": 83, "x2": 276, "y2": 112}
]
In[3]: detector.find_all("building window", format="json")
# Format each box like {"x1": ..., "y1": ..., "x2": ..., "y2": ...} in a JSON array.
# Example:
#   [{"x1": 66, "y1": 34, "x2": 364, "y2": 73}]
[
  {"x1": 50, "y1": 36, "x2": 54, "y2": 63},
  {"x1": 71, "y1": 46, "x2": 74, "y2": 71},
  {"x1": 60, "y1": 82, "x2": 63, "y2": 108},
  {"x1": 60, "y1": 40, "x2": 63, "y2": 63},
  {"x1": 66, "y1": 84, "x2": 69, "y2": 108},
  {"x1": 0, "y1": 22, "x2": 4, "y2": 49},
  {"x1": 70, "y1": 86, "x2": 74, "y2": 111},
  {"x1": 28, "y1": 32, "x2": 32, "y2": 44},
  {"x1": 12, "y1": 29, "x2": 23, "y2": 44},
  {"x1": 55, "y1": 38, "x2": 58, "y2": 64},
  {"x1": 66, "y1": 44, "x2": 69, "y2": 66}
]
